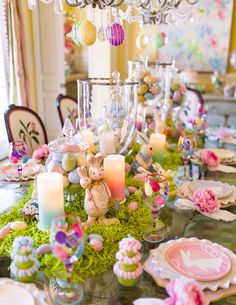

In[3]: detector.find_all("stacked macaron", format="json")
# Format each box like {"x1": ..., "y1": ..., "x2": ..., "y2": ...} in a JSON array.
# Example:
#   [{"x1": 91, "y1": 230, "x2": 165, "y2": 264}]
[{"x1": 113, "y1": 236, "x2": 143, "y2": 286}]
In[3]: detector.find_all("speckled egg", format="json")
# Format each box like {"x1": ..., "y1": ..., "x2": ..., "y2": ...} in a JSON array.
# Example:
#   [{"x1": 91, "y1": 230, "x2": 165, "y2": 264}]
[
  {"x1": 62, "y1": 153, "x2": 77, "y2": 172},
  {"x1": 150, "y1": 86, "x2": 159, "y2": 95},
  {"x1": 173, "y1": 90, "x2": 182, "y2": 102},
  {"x1": 138, "y1": 95, "x2": 146, "y2": 103},
  {"x1": 37, "y1": 243, "x2": 51, "y2": 255},
  {"x1": 128, "y1": 201, "x2": 139, "y2": 211},
  {"x1": 11, "y1": 221, "x2": 27, "y2": 231},
  {"x1": 134, "y1": 189, "x2": 143, "y2": 199},
  {"x1": 63, "y1": 175, "x2": 70, "y2": 188},
  {"x1": 125, "y1": 189, "x2": 130, "y2": 198},
  {"x1": 68, "y1": 168, "x2": 81, "y2": 184},
  {"x1": 138, "y1": 84, "x2": 149, "y2": 95},
  {"x1": 143, "y1": 75, "x2": 159, "y2": 85},
  {"x1": 89, "y1": 238, "x2": 103, "y2": 252},
  {"x1": 125, "y1": 163, "x2": 131, "y2": 173},
  {"x1": 144, "y1": 92, "x2": 154, "y2": 100}
]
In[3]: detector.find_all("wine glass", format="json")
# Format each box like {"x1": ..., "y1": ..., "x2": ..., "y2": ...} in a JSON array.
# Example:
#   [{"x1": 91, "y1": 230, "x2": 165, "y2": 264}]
[
  {"x1": 9, "y1": 141, "x2": 29, "y2": 191},
  {"x1": 50, "y1": 215, "x2": 85, "y2": 305},
  {"x1": 143, "y1": 174, "x2": 169, "y2": 243},
  {"x1": 177, "y1": 135, "x2": 196, "y2": 181}
]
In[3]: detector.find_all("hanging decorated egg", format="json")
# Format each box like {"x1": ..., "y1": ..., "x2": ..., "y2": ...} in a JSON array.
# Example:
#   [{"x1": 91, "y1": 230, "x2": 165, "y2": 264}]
[
  {"x1": 107, "y1": 23, "x2": 125, "y2": 46},
  {"x1": 78, "y1": 20, "x2": 97, "y2": 46},
  {"x1": 67, "y1": 23, "x2": 82, "y2": 46},
  {"x1": 152, "y1": 31, "x2": 166, "y2": 49}
]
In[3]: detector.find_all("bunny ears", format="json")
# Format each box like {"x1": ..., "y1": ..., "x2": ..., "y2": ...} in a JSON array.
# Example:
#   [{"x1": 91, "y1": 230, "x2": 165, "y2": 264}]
[{"x1": 87, "y1": 153, "x2": 106, "y2": 166}]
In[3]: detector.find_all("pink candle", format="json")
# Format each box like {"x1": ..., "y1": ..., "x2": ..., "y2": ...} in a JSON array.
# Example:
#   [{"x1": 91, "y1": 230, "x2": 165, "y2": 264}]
[{"x1": 104, "y1": 155, "x2": 125, "y2": 201}]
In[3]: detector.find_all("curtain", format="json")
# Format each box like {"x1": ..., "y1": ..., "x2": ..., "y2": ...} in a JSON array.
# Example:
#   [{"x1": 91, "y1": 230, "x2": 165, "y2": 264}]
[{"x1": 1, "y1": 0, "x2": 37, "y2": 110}]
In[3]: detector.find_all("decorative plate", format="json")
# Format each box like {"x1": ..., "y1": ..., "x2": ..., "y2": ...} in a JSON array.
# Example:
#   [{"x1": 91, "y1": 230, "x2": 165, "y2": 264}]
[
  {"x1": 0, "y1": 284, "x2": 35, "y2": 305},
  {"x1": 150, "y1": 238, "x2": 236, "y2": 291},
  {"x1": 210, "y1": 149, "x2": 235, "y2": 160},
  {"x1": 165, "y1": 240, "x2": 231, "y2": 282},
  {"x1": 0, "y1": 278, "x2": 52, "y2": 305},
  {"x1": 0, "y1": 160, "x2": 41, "y2": 182},
  {"x1": 143, "y1": 253, "x2": 236, "y2": 305},
  {"x1": 188, "y1": 180, "x2": 233, "y2": 199}
]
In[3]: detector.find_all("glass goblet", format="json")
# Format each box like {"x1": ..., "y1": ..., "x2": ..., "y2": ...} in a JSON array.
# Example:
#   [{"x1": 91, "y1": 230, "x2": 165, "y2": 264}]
[
  {"x1": 177, "y1": 135, "x2": 196, "y2": 181},
  {"x1": 50, "y1": 215, "x2": 85, "y2": 305},
  {"x1": 143, "y1": 174, "x2": 168, "y2": 243},
  {"x1": 9, "y1": 141, "x2": 29, "y2": 191}
]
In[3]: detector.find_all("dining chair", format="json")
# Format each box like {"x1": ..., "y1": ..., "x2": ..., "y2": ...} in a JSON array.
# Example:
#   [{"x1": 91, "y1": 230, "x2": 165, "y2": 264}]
[
  {"x1": 4, "y1": 104, "x2": 48, "y2": 155},
  {"x1": 56, "y1": 94, "x2": 78, "y2": 128},
  {"x1": 177, "y1": 88, "x2": 206, "y2": 124}
]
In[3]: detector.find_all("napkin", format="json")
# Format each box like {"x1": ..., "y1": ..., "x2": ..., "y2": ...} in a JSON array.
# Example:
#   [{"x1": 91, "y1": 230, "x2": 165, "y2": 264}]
[
  {"x1": 134, "y1": 298, "x2": 164, "y2": 305},
  {"x1": 175, "y1": 199, "x2": 236, "y2": 222}
]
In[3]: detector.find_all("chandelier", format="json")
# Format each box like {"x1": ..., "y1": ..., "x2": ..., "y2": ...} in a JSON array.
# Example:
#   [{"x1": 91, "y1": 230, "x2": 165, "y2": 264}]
[{"x1": 28, "y1": 0, "x2": 199, "y2": 22}]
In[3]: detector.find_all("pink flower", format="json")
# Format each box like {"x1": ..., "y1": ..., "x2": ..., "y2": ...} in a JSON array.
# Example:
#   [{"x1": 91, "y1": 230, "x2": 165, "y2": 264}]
[
  {"x1": 165, "y1": 277, "x2": 206, "y2": 305},
  {"x1": 192, "y1": 189, "x2": 220, "y2": 214},
  {"x1": 199, "y1": 150, "x2": 220, "y2": 169},
  {"x1": 32, "y1": 144, "x2": 49, "y2": 162}
]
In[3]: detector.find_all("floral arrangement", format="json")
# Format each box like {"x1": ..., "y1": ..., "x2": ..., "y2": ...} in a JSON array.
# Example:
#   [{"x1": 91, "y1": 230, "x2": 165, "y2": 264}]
[
  {"x1": 192, "y1": 189, "x2": 220, "y2": 214},
  {"x1": 165, "y1": 277, "x2": 206, "y2": 305},
  {"x1": 199, "y1": 150, "x2": 220, "y2": 169},
  {"x1": 32, "y1": 144, "x2": 49, "y2": 164}
]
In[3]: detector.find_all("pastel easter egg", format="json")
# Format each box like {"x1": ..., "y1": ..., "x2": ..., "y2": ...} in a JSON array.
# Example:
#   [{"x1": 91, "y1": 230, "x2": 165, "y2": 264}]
[
  {"x1": 173, "y1": 90, "x2": 182, "y2": 102},
  {"x1": 125, "y1": 163, "x2": 131, "y2": 173},
  {"x1": 78, "y1": 20, "x2": 96, "y2": 46},
  {"x1": 144, "y1": 75, "x2": 159, "y2": 85},
  {"x1": 107, "y1": 23, "x2": 125, "y2": 46},
  {"x1": 62, "y1": 144, "x2": 81, "y2": 153},
  {"x1": 144, "y1": 92, "x2": 154, "y2": 100},
  {"x1": 134, "y1": 189, "x2": 143, "y2": 199},
  {"x1": 171, "y1": 82, "x2": 180, "y2": 91},
  {"x1": 88, "y1": 234, "x2": 104, "y2": 242},
  {"x1": 138, "y1": 95, "x2": 146, "y2": 103},
  {"x1": 0, "y1": 225, "x2": 11, "y2": 239},
  {"x1": 127, "y1": 186, "x2": 137, "y2": 194},
  {"x1": 68, "y1": 168, "x2": 81, "y2": 184},
  {"x1": 89, "y1": 239, "x2": 103, "y2": 252},
  {"x1": 37, "y1": 243, "x2": 51, "y2": 255},
  {"x1": 128, "y1": 201, "x2": 139, "y2": 211},
  {"x1": 150, "y1": 180, "x2": 160, "y2": 192},
  {"x1": 63, "y1": 175, "x2": 70, "y2": 188},
  {"x1": 138, "y1": 84, "x2": 149, "y2": 95},
  {"x1": 11, "y1": 221, "x2": 27, "y2": 231},
  {"x1": 62, "y1": 153, "x2": 77, "y2": 172},
  {"x1": 125, "y1": 189, "x2": 130, "y2": 198},
  {"x1": 65, "y1": 183, "x2": 81, "y2": 194}
]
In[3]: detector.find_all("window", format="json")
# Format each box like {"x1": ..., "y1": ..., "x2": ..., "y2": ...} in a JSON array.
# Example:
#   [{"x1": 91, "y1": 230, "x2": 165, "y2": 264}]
[{"x1": 0, "y1": 22, "x2": 9, "y2": 160}]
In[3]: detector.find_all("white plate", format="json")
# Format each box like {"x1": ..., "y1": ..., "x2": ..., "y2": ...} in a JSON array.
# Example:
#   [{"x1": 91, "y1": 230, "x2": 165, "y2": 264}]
[
  {"x1": 0, "y1": 278, "x2": 52, "y2": 305},
  {"x1": 0, "y1": 284, "x2": 34, "y2": 305},
  {"x1": 188, "y1": 180, "x2": 233, "y2": 199}
]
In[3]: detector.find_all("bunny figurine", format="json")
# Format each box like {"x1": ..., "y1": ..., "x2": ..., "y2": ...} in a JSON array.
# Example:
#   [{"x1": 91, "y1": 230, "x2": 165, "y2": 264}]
[
  {"x1": 78, "y1": 153, "x2": 120, "y2": 229},
  {"x1": 131, "y1": 144, "x2": 153, "y2": 173}
]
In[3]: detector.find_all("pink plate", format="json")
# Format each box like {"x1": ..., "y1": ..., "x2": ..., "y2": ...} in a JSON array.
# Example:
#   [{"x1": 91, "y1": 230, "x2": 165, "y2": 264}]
[{"x1": 165, "y1": 240, "x2": 231, "y2": 281}]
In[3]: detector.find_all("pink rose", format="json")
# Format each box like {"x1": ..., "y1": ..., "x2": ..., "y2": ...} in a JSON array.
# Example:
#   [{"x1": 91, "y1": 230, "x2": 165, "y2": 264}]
[
  {"x1": 192, "y1": 189, "x2": 220, "y2": 214},
  {"x1": 32, "y1": 144, "x2": 49, "y2": 162},
  {"x1": 165, "y1": 277, "x2": 206, "y2": 305},
  {"x1": 199, "y1": 150, "x2": 220, "y2": 169}
]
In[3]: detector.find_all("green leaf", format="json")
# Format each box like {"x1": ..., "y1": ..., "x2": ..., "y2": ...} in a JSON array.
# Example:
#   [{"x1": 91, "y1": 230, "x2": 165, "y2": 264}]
[
  {"x1": 31, "y1": 136, "x2": 39, "y2": 145},
  {"x1": 19, "y1": 120, "x2": 28, "y2": 132},
  {"x1": 29, "y1": 130, "x2": 40, "y2": 136}
]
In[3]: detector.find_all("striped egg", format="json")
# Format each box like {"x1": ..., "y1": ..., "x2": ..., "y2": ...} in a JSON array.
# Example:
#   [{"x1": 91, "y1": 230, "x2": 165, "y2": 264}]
[{"x1": 107, "y1": 23, "x2": 125, "y2": 46}]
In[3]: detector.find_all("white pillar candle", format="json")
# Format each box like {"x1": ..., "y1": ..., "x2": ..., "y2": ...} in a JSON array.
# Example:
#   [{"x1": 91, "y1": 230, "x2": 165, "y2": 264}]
[
  {"x1": 99, "y1": 131, "x2": 116, "y2": 154},
  {"x1": 149, "y1": 133, "x2": 166, "y2": 154},
  {"x1": 37, "y1": 172, "x2": 64, "y2": 230},
  {"x1": 104, "y1": 155, "x2": 125, "y2": 201},
  {"x1": 79, "y1": 129, "x2": 95, "y2": 153}
]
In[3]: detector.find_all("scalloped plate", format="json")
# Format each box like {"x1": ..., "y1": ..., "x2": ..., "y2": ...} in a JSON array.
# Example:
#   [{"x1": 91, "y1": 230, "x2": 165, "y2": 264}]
[
  {"x1": 188, "y1": 180, "x2": 233, "y2": 199},
  {"x1": 165, "y1": 241, "x2": 231, "y2": 282}
]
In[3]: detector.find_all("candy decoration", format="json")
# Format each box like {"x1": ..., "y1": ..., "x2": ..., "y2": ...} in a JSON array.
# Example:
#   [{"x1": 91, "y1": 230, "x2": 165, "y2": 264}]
[
  {"x1": 107, "y1": 23, "x2": 125, "y2": 46},
  {"x1": 113, "y1": 236, "x2": 143, "y2": 286},
  {"x1": 10, "y1": 236, "x2": 39, "y2": 283},
  {"x1": 128, "y1": 201, "x2": 139, "y2": 211}
]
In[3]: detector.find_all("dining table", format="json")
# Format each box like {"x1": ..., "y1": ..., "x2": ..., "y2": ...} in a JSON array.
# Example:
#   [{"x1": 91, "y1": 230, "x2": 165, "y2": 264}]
[{"x1": 0, "y1": 142, "x2": 236, "y2": 305}]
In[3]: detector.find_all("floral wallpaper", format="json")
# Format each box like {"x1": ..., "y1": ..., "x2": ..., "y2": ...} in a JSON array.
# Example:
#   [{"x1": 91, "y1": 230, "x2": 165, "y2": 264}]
[{"x1": 159, "y1": 0, "x2": 234, "y2": 72}]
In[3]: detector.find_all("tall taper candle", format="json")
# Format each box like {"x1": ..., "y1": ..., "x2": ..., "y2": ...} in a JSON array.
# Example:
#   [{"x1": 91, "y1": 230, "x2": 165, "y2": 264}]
[
  {"x1": 104, "y1": 155, "x2": 125, "y2": 201},
  {"x1": 37, "y1": 172, "x2": 64, "y2": 230}
]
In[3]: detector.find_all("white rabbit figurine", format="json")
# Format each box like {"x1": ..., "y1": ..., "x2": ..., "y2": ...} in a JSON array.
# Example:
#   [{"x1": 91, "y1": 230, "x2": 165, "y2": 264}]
[{"x1": 78, "y1": 153, "x2": 120, "y2": 229}]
